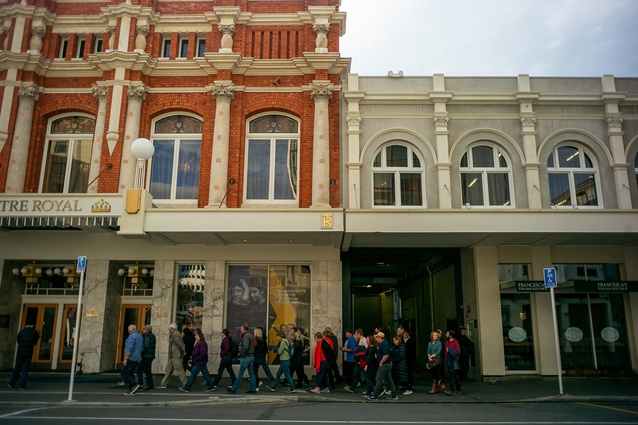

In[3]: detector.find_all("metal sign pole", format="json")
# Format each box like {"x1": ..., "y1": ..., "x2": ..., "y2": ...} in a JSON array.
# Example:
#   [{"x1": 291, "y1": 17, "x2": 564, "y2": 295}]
[
  {"x1": 67, "y1": 256, "x2": 87, "y2": 402},
  {"x1": 550, "y1": 285, "x2": 564, "y2": 395}
]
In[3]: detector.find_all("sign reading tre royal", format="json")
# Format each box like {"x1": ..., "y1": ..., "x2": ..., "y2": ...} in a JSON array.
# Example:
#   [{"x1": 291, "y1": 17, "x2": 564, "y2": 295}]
[{"x1": 0, "y1": 195, "x2": 121, "y2": 216}]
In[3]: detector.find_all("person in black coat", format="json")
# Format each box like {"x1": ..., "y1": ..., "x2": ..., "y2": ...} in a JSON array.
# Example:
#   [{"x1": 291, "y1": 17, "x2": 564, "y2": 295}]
[
  {"x1": 363, "y1": 335, "x2": 378, "y2": 396},
  {"x1": 390, "y1": 335, "x2": 408, "y2": 393},
  {"x1": 8, "y1": 319, "x2": 40, "y2": 390},
  {"x1": 137, "y1": 324, "x2": 157, "y2": 390},
  {"x1": 324, "y1": 327, "x2": 342, "y2": 386},
  {"x1": 458, "y1": 326, "x2": 475, "y2": 381},
  {"x1": 182, "y1": 327, "x2": 195, "y2": 371},
  {"x1": 403, "y1": 328, "x2": 417, "y2": 394}
]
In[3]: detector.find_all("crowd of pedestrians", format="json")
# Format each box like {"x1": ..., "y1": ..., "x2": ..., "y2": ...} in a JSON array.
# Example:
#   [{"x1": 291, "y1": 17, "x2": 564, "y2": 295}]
[{"x1": 110, "y1": 319, "x2": 474, "y2": 400}]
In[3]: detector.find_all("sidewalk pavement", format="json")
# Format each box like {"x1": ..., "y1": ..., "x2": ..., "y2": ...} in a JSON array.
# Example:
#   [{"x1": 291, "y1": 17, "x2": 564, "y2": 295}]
[{"x1": 1, "y1": 372, "x2": 637, "y2": 407}]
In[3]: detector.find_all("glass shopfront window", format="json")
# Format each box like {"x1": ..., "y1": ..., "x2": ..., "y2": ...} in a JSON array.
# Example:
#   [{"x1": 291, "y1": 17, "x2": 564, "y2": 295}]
[
  {"x1": 226, "y1": 264, "x2": 311, "y2": 364},
  {"x1": 499, "y1": 264, "x2": 536, "y2": 371},
  {"x1": 176, "y1": 264, "x2": 205, "y2": 330},
  {"x1": 554, "y1": 264, "x2": 630, "y2": 372}
]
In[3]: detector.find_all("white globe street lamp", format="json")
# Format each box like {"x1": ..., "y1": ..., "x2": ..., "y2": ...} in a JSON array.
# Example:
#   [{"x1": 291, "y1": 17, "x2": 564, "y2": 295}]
[{"x1": 131, "y1": 138, "x2": 154, "y2": 189}]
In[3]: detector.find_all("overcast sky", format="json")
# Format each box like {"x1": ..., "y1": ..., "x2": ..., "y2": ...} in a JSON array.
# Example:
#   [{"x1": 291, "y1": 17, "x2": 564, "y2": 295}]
[{"x1": 340, "y1": 0, "x2": 638, "y2": 78}]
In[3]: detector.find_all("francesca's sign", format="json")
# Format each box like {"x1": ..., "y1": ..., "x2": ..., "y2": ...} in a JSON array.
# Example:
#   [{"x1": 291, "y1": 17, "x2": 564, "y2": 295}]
[
  {"x1": 515, "y1": 280, "x2": 638, "y2": 293},
  {"x1": 0, "y1": 195, "x2": 121, "y2": 217},
  {"x1": 516, "y1": 281, "x2": 548, "y2": 292}
]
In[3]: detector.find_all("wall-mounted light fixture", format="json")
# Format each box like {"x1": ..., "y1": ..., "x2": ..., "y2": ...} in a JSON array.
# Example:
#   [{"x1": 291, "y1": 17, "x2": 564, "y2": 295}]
[
  {"x1": 118, "y1": 263, "x2": 154, "y2": 291},
  {"x1": 12, "y1": 262, "x2": 41, "y2": 289}
]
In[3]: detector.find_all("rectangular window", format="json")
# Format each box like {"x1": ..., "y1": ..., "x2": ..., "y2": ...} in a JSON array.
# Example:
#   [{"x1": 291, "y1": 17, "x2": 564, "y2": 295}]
[
  {"x1": 499, "y1": 264, "x2": 535, "y2": 371},
  {"x1": 373, "y1": 173, "x2": 395, "y2": 206},
  {"x1": 176, "y1": 264, "x2": 205, "y2": 330},
  {"x1": 226, "y1": 265, "x2": 311, "y2": 365},
  {"x1": 42, "y1": 139, "x2": 92, "y2": 193},
  {"x1": 196, "y1": 38, "x2": 206, "y2": 57},
  {"x1": 179, "y1": 38, "x2": 188, "y2": 58},
  {"x1": 162, "y1": 38, "x2": 171, "y2": 58},
  {"x1": 94, "y1": 38, "x2": 103, "y2": 53},
  {"x1": 461, "y1": 172, "x2": 483, "y2": 206},
  {"x1": 59, "y1": 37, "x2": 68, "y2": 58},
  {"x1": 149, "y1": 139, "x2": 201, "y2": 201},
  {"x1": 246, "y1": 139, "x2": 297, "y2": 202},
  {"x1": 549, "y1": 173, "x2": 571, "y2": 206},
  {"x1": 487, "y1": 173, "x2": 511, "y2": 206},
  {"x1": 76, "y1": 38, "x2": 85, "y2": 58},
  {"x1": 400, "y1": 173, "x2": 422, "y2": 206}
]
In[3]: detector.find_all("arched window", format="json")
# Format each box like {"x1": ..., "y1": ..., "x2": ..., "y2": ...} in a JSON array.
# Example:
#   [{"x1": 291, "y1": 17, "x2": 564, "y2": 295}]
[
  {"x1": 40, "y1": 115, "x2": 95, "y2": 193},
  {"x1": 244, "y1": 114, "x2": 299, "y2": 204},
  {"x1": 547, "y1": 145, "x2": 600, "y2": 207},
  {"x1": 460, "y1": 143, "x2": 513, "y2": 207},
  {"x1": 372, "y1": 143, "x2": 424, "y2": 207},
  {"x1": 149, "y1": 114, "x2": 202, "y2": 204}
]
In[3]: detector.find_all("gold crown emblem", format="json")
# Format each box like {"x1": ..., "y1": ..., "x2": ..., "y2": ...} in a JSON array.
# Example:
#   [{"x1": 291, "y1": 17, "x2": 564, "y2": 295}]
[{"x1": 91, "y1": 198, "x2": 111, "y2": 213}]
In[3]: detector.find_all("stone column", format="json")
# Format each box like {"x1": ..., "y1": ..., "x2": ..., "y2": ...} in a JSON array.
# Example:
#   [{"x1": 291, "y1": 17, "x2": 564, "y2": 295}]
[
  {"x1": 219, "y1": 24, "x2": 235, "y2": 53},
  {"x1": 118, "y1": 84, "x2": 147, "y2": 191},
  {"x1": 433, "y1": 116, "x2": 452, "y2": 209},
  {"x1": 517, "y1": 75, "x2": 542, "y2": 209},
  {"x1": 6, "y1": 83, "x2": 39, "y2": 193},
  {"x1": 310, "y1": 82, "x2": 333, "y2": 208},
  {"x1": 87, "y1": 84, "x2": 109, "y2": 194},
  {"x1": 313, "y1": 23, "x2": 329, "y2": 53},
  {"x1": 207, "y1": 83, "x2": 234, "y2": 208},
  {"x1": 28, "y1": 25, "x2": 45, "y2": 54}
]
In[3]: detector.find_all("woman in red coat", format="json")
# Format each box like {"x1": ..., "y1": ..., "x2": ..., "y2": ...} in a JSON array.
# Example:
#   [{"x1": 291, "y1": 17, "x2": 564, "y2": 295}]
[{"x1": 309, "y1": 332, "x2": 331, "y2": 393}]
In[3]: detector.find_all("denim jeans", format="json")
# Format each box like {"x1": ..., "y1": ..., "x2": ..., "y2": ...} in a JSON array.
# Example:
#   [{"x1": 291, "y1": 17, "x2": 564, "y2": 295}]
[
  {"x1": 183, "y1": 364, "x2": 214, "y2": 390},
  {"x1": 212, "y1": 355, "x2": 236, "y2": 387},
  {"x1": 230, "y1": 355, "x2": 256, "y2": 392},
  {"x1": 315, "y1": 360, "x2": 328, "y2": 389},
  {"x1": 121, "y1": 360, "x2": 140, "y2": 390},
  {"x1": 9, "y1": 355, "x2": 32, "y2": 389},
  {"x1": 253, "y1": 356, "x2": 274, "y2": 383},
  {"x1": 272, "y1": 359, "x2": 295, "y2": 388},
  {"x1": 364, "y1": 367, "x2": 376, "y2": 394}
]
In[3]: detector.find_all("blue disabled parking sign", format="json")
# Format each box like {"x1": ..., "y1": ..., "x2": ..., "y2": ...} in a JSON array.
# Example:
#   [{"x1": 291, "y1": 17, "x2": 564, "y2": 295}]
[
  {"x1": 543, "y1": 267, "x2": 557, "y2": 288},
  {"x1": 77, "y1": 256, "x2": 87, "y2": 273}
]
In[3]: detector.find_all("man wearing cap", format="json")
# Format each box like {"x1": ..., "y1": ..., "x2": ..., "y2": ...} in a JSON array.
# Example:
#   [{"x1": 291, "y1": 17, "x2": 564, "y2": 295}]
[
  {"x1": 366, "y1": 332, "x2": 398, "y2": 401},
  {"x1": 8, "y1": 319, "x2": 40, "y2": 390}
]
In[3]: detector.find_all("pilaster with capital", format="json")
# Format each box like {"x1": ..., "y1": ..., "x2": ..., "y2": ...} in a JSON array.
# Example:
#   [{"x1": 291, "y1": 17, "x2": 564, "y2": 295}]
[
  {"x1": 134, "y1": 25, "x2": 148, "y2": 53},
  {"x1": 118, "y1": 84, "x2": 148, "y2": 191},
  {"x1": 219, "y1": 24, "x2": 235, "y2": 53},
  {"x1": 207, "y1": 83, "x2": 235, "y2": 207},
  {"x1": 519, "y1": 112, "x2": 542, "y2": 209},
  {"x1": 606, "y1": 114, "x2": 631, "y2": 209},
  {"x1": 313, "y1": 23, "x2": 329, "y2": 53},
  {"x1": 432, "y1": 115, "x2": 452, "y2": 208},
  {"x1": 28, "y1": 25, "x2": 45, "y2": 54},
  {"x1": 310, "y1": 82, "x2": 333, "y2": 207},
  {"x1": 86, "y1": 84, "x2": 109, "y2": 193},
  {"x1": 6, "y1": 84, "x2": 40, "y2": 193}
]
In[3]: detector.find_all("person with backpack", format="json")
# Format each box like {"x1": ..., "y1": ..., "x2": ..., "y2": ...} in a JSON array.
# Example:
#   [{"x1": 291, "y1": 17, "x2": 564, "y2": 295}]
[
  {"x1": 444, "y1": 330, "x2": 462, "y2": 396},
  {"x1": 265, "y1": 330, "x2": 296, "y2": 393},
  {"x1": 179, "y1": 328, "x2": 215, "y2": 392},
  {"x1": 210, "y1": 329, "x2": 236, "y2": 391}
]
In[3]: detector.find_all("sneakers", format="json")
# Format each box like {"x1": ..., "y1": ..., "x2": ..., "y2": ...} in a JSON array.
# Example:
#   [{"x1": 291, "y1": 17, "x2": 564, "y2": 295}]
[
  {"x1": 205, "y1": 386, "x2": 216, "y2": 392},
  {"x1": 285, "y1": 388, "x2": 295, "y2": 394},
  {"x1": 320, "y1": 388, "x2": 330, "y2": 393},
  {"x1": 124, "y1": 391, "x2": 136, "y2": 396},
  {"x1": 444, "y1": 390, "x2": 454, "y2": 396},
  {"x1": 258, "y1": 381, "x2": 263, "y2": 388},
  {"x1": 130, "y1": 384, "x2": 140, "y2": 395},
  {"x1": 178, "y1": 386, "x2": 189, "y2": 393},
  {"x1": 378, "y1": 388, "x2": 387, "y2": 397},
  {"x1": 156, "y1": 385, "x2": 167, "y2": 389},
  {"x1": 226, "y1": 386, "x2": 237, "y2": 394},
  {"x1": 365, "y1": 394, "x2": 377, "y2": 401},
  {"x1": 386, "y1": 394, "x2": 398, "y2": 400},
  {"x1": 453, "y1": 390, "x2": 462, "y2": 395},
  {"x1": 344, "y1": 385, "x2": 354, "y2": 393},
  {"x1": 403, "y1": 389, "x2": 413, "y2": 395},
  {"x1": 308, "y1": 388, "x2": 321, "y2": 394},
  {"x1": 7, "y1": 383, "x2": 15, "y2": 389},
  {"x1": 266, "y1": 385, "x2": 276, "y2": 392},
  {"x1": 361, "y1": 390, "x2": 367, "y2": 395}
]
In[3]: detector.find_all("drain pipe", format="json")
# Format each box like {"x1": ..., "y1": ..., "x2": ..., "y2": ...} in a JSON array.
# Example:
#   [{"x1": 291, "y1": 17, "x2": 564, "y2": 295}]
[{"x1": 427, "y1": 265, "x2": 435, "y2": 331}]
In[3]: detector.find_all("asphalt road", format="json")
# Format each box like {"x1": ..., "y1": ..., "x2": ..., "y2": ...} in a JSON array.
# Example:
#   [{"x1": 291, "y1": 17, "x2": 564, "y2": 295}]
[{"x1": 1, "y1": 401, "x2": 638, "y2": 424}]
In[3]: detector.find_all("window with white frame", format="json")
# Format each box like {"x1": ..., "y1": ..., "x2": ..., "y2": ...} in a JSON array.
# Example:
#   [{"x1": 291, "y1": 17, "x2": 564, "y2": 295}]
[
  {"x1": 372, "y1": 143, "x2": 424, "y2": 207},
  {"x1": 161, "y1": 37, "x2": 171, "y2": 58},
  {"x1": 59, "y1": 36, "x2": 68, "y2": 58},
  {"x1": 76, "y1": 37, "x2": 85, "y2": 58},
  {"x1": 178, "y1": 37, "x2": 188, "y2": 58},
  {"x1": 196, "y1": 37, "x2": 206, "y2": 57},
  {"x1": 149, "y1": 115, "x2": 202, "y2": 204},
  {"x1": 547, "y1": 144, "x2": 601, "y2": 207},
  {"x1": 40, "y1": 115, "x2": 95, "y2": 193},
  {"x1": 94, "y1": 37, "x2": 103, "y2": 53},
  {"x1": 244, "y1": 114, "x2": 299, "y2": 204},
  {"x1": 460, "y1": 143, "x2": 513, "y2": 207}
]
